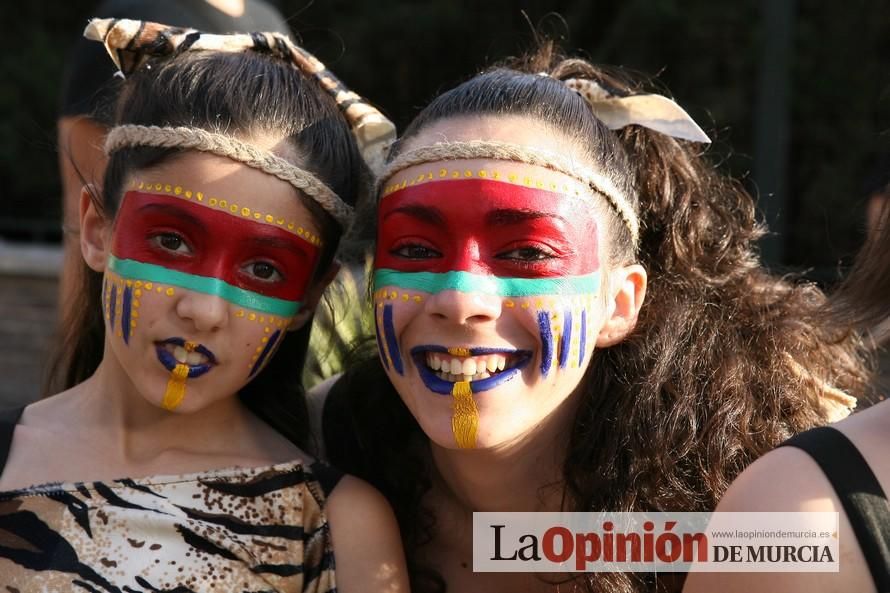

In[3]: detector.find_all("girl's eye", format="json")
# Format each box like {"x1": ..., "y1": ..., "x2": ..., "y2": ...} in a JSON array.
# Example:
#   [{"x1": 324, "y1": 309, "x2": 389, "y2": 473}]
[
  {"x1": 392, "y1": 244, "x2": 442, "y2": 259},
  {"x1": 497, "y1": 246, "x2": 556, "y2": 262},
  {"x1": 151, "y1": 232, "x2": 191, "y2": 254},
  {"x1": 244, "y1": 261, "x2": 283, "y2": 282}
]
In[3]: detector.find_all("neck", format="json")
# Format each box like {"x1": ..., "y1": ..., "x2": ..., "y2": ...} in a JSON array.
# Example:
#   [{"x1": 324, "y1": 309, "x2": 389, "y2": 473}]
[
  {"x1": 429, "y1": 389, "x2": 581, "y2": 515},
  {"x1": 78, "y1": 343, "x2": 261, "y2": 467}
]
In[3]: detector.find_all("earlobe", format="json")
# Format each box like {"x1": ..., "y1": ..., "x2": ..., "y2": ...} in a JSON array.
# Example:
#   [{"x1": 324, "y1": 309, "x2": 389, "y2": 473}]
[
  {"x1": 79, "y1": 185, "x2": 111, "y2": 273},
  {"x1": 596, "y1": 264, "x2": 647, "y2": 347}
]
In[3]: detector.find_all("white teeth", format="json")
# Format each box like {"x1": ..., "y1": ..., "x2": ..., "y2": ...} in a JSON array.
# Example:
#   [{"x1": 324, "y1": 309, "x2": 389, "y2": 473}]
[
  {"x1": 173, "y1": 346, "x2": 188, "y2": 364},
  {"x1": 427, "y1": 351, "x2": 516, "y2": 383},
  {"x1": 162, "y1": 343, "x2": 207, "y2": 366}
]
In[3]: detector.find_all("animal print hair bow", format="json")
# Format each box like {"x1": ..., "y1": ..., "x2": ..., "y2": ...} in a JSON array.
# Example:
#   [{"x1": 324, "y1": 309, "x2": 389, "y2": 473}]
[
  {"x1": 563, "y1": 77, "x2": 710, "y2": 144},
  {"x1": 84, "y1": 18, "x2": 396, "y2": 176}
]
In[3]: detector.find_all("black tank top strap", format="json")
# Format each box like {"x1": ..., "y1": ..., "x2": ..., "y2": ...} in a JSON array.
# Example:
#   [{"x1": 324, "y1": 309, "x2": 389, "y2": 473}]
[
  {"x1": 781, "y1": 426, "x2": 890, "y2": 592},
  {"x1": 308, "y1": 460, "x2": 344, "y2": 498},
  {"x1": 0, "y1": 406, "x2": 24, "y2": 477}
]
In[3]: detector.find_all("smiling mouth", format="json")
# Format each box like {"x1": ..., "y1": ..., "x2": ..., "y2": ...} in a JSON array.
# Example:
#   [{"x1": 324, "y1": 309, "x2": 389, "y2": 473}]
[
  {"x1": 410, "y1": 346, "x2": 531, "y2": 395},
  {"x1": 155, "y1": 338, "x2": 216, "y2": 378}
]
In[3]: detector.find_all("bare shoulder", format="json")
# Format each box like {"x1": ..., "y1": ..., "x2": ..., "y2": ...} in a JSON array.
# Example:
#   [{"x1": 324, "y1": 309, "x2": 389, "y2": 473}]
[
  {"x1": 0, "y1": 392, "x2": 84, "y2": 490},
  {"x1": 684, "y1": 437, "x2": 877, "y2": 593},
  {"x1": 834, "y1": 400, "x2": 890, "y2": 492},
  {"x1": 716, "y1": 446, "x2": 839, "y2": 512},
  {"x1": 720, "y1": 403, "x2": 890, "y2": 510},
  {"x1": 326, "y1": 475, "x2": 408, "y2": 593}
]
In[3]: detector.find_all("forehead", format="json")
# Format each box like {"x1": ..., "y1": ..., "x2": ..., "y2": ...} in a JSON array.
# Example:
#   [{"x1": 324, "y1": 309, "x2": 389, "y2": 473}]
[
  {"x1": 388, "y1": 114, "x2": 598, "y2": 205},
  {"x1": 383, "y1": 159, "x2": 594, "y2": 211},
  {"x1": 402, "y1": 114, "x2": 572, "y2": 155},
  {"x1": 123, "y1": 150, "x2": 319, "y2": 237}
]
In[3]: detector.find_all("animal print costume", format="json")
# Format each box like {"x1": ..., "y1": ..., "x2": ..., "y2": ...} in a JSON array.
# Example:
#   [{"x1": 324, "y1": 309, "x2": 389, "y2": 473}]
[{"x1": 0, "y1": 406, "x2": 341, "y2": 592}]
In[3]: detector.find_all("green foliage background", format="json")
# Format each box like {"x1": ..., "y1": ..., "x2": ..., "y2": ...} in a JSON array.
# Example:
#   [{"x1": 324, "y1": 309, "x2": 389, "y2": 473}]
[{"x1": 2, "y1": 0, "x2": 888, "y2": 275}]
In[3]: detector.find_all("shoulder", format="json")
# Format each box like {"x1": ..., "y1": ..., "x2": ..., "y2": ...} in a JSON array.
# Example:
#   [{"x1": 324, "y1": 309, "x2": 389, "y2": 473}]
[
  {"x1": 325, "y1": 476, "x2": 408, "y2": 593},
  {"x1": 716, "y1": 445, "x2": 839, "y2": 513},
  {"x1": 683, "y1": 432, "x2": 876, "y2": 593},
  {"x1": 0, "y1": 394, "x2": 83, "y2": 490}
]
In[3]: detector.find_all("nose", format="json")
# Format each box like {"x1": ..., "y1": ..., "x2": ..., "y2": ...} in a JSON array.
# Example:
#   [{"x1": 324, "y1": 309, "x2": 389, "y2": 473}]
[
  {"x1": 425, "y1": 289, "x2": 502, "y2": 326},
  {"x1": 175, "y1": 290, "x2": 230, "y2": 333}
]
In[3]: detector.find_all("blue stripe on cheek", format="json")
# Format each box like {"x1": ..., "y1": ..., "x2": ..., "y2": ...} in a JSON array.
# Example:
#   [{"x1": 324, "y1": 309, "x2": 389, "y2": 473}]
[
  {"x1": 383, "y1": 304, "x2": 404, "y2": 375},
  {"x1": 538, "y1": 310, "x2": 553, "y2": 377},
  {"x1": 558, "y1": 309, "x2": 573, "y2": 368},
  {"x1": 249, "y1": 329, "x2": 282, "y2": 379},
  {"x1": 121, "y1": 286, "x2": 132, "y2": 344},
  {"x1": 579, "y1": 308, "x2": 587, "y2": 367}
]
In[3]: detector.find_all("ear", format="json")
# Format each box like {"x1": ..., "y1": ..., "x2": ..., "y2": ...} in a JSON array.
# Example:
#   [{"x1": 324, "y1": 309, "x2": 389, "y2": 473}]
[
  {"x1": 596, "y1": 263, "x2": 647, "y2": 347},
  {"x1": 79, "y1": 185, "x2": 111, "y2": 273},
  {"x1": 287, "y1": 260, "x2": 343, "y2": 331}
]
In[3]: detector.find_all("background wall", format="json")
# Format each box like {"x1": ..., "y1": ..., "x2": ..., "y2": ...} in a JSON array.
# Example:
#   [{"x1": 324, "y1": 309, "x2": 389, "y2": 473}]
[{"x1": 1, "y1": 0, "x2": 888, "y2": 403}]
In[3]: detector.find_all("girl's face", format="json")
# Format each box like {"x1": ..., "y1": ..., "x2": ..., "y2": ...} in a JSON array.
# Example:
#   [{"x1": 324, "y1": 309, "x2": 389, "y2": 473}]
[
  {"x1": 83, "y1": 150, "x2": 325, "y2": 413},
  {"x1": 374, "y1": 116, "x2": 645, "y2": 450}
]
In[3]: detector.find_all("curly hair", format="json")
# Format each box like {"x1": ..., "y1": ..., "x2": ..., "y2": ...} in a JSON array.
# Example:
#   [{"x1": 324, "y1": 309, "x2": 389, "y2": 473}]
[{"x1": 324, "y1": 43, "x2": 870, "y2": 593}]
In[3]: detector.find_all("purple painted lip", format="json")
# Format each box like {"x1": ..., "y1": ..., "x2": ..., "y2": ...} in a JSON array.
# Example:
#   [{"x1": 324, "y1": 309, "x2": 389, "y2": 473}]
[
  {"x1": 155, "y1": 338, "x2": 216, "y2": 379},
  {"x1": 409, "y1": 345, "x2": 532, "y2": 396}
]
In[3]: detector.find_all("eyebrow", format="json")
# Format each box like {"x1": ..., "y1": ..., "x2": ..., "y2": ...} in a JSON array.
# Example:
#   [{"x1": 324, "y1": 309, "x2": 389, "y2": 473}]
[
  {"x1": 485, "y1": 208, "x2": 566, "y2": 226},
  {"x1": 136, "y1": 203, "x2": 205, "y2": 228},
  {"x1": 383, "y1": 204, "x2": 444, "y2": 225}
]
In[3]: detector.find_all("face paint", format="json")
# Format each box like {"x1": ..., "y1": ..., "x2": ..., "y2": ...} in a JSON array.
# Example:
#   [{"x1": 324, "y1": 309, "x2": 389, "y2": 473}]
[
  {"x1": 112, "y1": 189, "x2": 321, "y2": 316},
  {"x1": 374, "y1": 173, "x2": 604, "y2": 449},
  {"x1": 376, "y1": 178, "x2": 599, "y2": 277},
  {"x1": 106, "y1": 181, "x2": 321, "y2": 410}
]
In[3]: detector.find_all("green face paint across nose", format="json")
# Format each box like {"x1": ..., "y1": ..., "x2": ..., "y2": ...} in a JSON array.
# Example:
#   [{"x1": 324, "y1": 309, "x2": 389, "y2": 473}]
[{"x1": 372, "y1": 269, "x2": 601, "y2": 298}]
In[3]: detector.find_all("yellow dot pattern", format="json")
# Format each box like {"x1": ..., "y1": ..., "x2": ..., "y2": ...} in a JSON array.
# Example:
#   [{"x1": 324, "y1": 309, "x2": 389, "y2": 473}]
[
  {"x1": 247, "y1": 323, "x2": 283, "y2": 370},
  {"x1": 372, "y1": 289, "x2": 425, "y2": 304},
  {"x1": 370, "y1": 286, "x2": 598, "y2": 374},
  {"x1": 381, "y1": 168, "x2": 585, "y2": 199},
  {"x1": 131, "y1": 180, "x2": 323, "y2": 246},
  {"x1": 233, "y1": 310, "x2": 289, "y2": 328}
]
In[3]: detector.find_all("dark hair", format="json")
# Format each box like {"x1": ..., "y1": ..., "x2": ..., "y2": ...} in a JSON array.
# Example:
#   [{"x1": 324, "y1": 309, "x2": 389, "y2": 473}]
[
  {"x1": 47, "y1": 47, "x2": 368, "y2": 450},
  {"x1": 833, "y1": 200, "x2": 890, "y2": 330},
  {"x1": 324, "y1": 44, "x2": 869, "y2": 593}
]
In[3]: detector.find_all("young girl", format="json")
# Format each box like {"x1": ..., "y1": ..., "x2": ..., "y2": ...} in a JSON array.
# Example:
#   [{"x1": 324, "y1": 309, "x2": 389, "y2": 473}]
[
  {"x1": 683, "y1": 206, "x2": 890, "y2": 592},
  {"x1": 0, "y1": 19, "x2": 406, "y2": 593},
  {"x1": 319, "y1": 46, "x2": 868, "y2": 593}
]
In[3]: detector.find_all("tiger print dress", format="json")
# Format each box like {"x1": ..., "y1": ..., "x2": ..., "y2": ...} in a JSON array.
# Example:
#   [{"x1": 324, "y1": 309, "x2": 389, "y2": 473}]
[{"x1": 0, "y1": 410, "x2": 340, "y2": 592}]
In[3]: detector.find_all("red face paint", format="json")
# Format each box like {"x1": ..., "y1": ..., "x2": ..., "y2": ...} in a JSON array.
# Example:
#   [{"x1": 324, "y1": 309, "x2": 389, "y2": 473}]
[
  {"x1": 113, "y1": 191, "x2": 320, "y2": 302},
  {"x1": 376, "y1": 179, "x2": 600, "y2": 278}
]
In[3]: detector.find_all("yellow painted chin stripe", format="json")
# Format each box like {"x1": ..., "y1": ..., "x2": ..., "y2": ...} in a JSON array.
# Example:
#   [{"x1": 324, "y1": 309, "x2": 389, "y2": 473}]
[
  {"x1": 162, "y1": 363, "x2": 190, "y2": 410},
  {"x1": 447, "y1": 347, "x2": 471, "y2": 357},
  {"x1": 451, "y1": 380, "x2": 478, "y2": 449}
]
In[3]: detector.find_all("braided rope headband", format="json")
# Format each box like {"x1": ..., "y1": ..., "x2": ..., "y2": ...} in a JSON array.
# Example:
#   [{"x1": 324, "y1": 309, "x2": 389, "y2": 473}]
[
  {"x1": 376, "y1": 78, "x2": 714, "y2": 246},
  {"x1": 380, "y1": 140, "x2": 640, "y2": 246},
  {"x1": 105, "y1": 125, "x2": 352, "y2": 227},
  {"x1": 85, "y1": 17, "x2": 398, "y2": 229}
]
